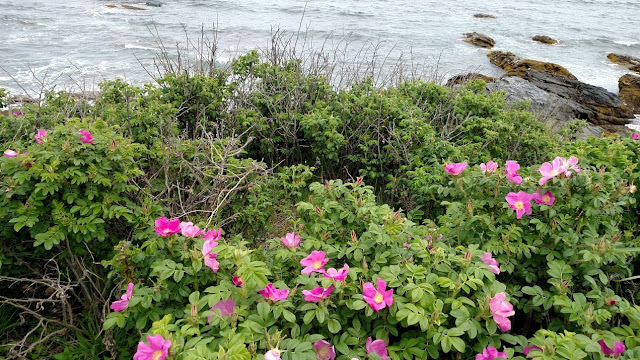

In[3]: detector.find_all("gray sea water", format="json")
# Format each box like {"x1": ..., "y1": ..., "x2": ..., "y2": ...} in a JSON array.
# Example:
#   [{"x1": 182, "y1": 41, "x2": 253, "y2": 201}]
[{"x1": 1, "y1": 0, "x2": 639, "y2": 95}]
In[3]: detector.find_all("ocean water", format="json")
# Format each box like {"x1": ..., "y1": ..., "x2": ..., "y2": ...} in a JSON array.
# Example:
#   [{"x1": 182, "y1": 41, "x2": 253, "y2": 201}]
[{"x1": 1, "y1": 0, "x2": 639, "y2": 95}]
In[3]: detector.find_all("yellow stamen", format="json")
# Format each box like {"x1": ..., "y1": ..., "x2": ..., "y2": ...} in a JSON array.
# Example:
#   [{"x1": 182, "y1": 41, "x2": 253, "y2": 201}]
[
  {"x1": 514, "y1": 201, "x2": 524, "y2": 210},
  {"x1": 374, "y1": 293, "x2": 384, "y2": 304},
  {"x1": 542, "y1": 195, "x2": 550, "y2": 203},
  {"x1": 153, "y1": 350, "x2": 164, "y2": 360},
  {"x1": 313, "y1": 261, "x2": 322, "y2": 270}
]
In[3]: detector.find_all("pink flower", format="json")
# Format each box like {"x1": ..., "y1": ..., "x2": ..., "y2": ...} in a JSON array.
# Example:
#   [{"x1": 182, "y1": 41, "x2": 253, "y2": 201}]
[
  {"x1": 133, "y1": 335, "x2": 171, "y2": 360},
  {"x1": 154, "y1": 217, "x2": 181, "y2": 237},
  {"x1": 323, "y1": 264, "x2": 349, "y2": 281},
  {"x1": 34, "y1": 129, "x2": 47, "y2": 144},
  {"x1": 480, "y1": 252, "x2": 500, "y2": 274},
  {"x1": 633, "y1": 133, "x2": 640, "y2": 140},
  {"x1": 208, "y1": 297, "x2": 236, "y2": 322},
  {"x1": 202, "y1": 236, "x2": 219, "y2": 273},
  {"x1": 232, "y1": 276, "x2": 243, "y2": 286},
  {"x1": 532, "y1": 189, "x2": 555, "y2": 206},
  {"x1": 598, "y1": 339, "x2": 625, "y2": 357},
  {"x1": 202, "y1": 229, "x2": 222, "y2": 242},
  {"x1": 476, "y1": 346, "x2": 508, "y2": 360},
  {"x1": 560, "y1": 156, "x2": 580, "y2": 177},
  {"x1": 505, "y1": 161, "x2": 523, "y2": 185},
  {"x1": 480, "y1": 161, "x2": 498, "y2": 174},
  {"x1": 265, "y1": 350, "x2": 282, "y2": 360},
  {"x1": 313, "y1": 340, "x2": 336, "y2": 360},
  {"x1": 110, "y1": 282, "x2": 134, "y2": 312},
  {"x1": 362, "y1": 277, "x2": 393, "y2": 312},
  {"x1": 523, "y1": 345, "x2": 542, "y2": 356},
  {"x1": 259, "y1": 284, "x2": 289, "y2": 302},
  {"x1": 538, "y1": 158, "x2": 565, "y2": 185},
  {"x1": 490, "y1": 292, "x2": 515, "y2": 332},
  {"x1": 4, "y1": 149, "x2": 18, "y2": 158},
  {"x1": 366, "y1": 337, "x2": 389, "y2": 360},
  {"x1": 302, "y1": 285, "x2": 334, "y2": 302},
  {"x1": 179, "y1": 221, "x2": 203, "y2": 238},
  {"x1": 445, "y1": 162, "x2": 468, "y2": 175},
  {"x1": 78, "y1": 129, "x2": 94, "y2": 144},
  {"x1": 505, "y1": 191, "x2": 534, "y2": 219},
  {"x1": 12, "y1": 110, "x2": 23, "y2": 116},
  {"x1": 281, "y1": 232, "x2": 301, "y2": 248},
  {"x1": 300, "y1": 250, "x2": 329, "y2": 275}
]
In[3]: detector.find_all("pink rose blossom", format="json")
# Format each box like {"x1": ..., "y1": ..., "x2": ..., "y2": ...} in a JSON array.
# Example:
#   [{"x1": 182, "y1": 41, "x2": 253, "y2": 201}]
[
  {"x1": 523, "y1": 345, "x2": 542, "y2": 356},
  {"x1": 300, "y1": 250, "x2": 329, "y2": 275},
  {"x1": 281, "y1": 232, "x2": 301, "y2": 248},
  {"x1": 154, "y1": 217, "x2": 181, "y2": 237},
  {"x1": 259, "y1": 284, "x2": 289, "y2": 302},
  {"x1": 302, "y1": 286, "x2": 334, "y2": 303},
  {"x1": 480, "y1": 161, "x2": 498, "y2": 174},
  {"x1": 313, "y1": 340, "x2": 336, "y2": 360},
  {"x1": 179, "y1": 221, "x2": 203, "y2": 238},
  {"x1": 323, "y1": 264, "x2": 349, "y2": 281},
  {"x1": 532, "y1": 189, "x2": 555, "y2": 206},
  {"x1": 110, "y1": 282, "x2": 134, "y2": 312},
  {"x1": 480, "y1": 252, "x2": 500, "y2": 274},
  {"x1": 78, "y1": 129, "x2": 94, "y2": 144},
  {"x1": 505, "y1": 161, "x2": 523, "y2": 185},
  {"x1": 232, "y1": 276, "x2": 243, "y2": 286},
  {"x1": 505, "y1": 191, "x2": 534, "y2": 219},
  {"x1": 265, "y1": 350, "x2": 282, "y2": 360},
  {"x1": 366, "y1": 337, "x2": 389, "y2": 360},
  {"x1": 633, "y1": 133, "x2": 640, "y2": 140},
  {"x1": 538, "y1": 157, "x2": 566, "y2": 185},
  {"x1": 598, "y1": 339, "x2": 625, "y2": 357},
  {"x1": 476, "y1": 346, "x2": 508, "y2": 360},
  {"x1": 202, "y1": 235, "x2": 219, "y2": 273},
  {"x1": 208, "y1": 297, "x2": 236, "y2": 321},
  {"x1": 133, "y1": 335, "x2": 171, "y2": 360},
  {"x1": 362, "y1": 277, "x2": 393, "y2": 312},
  {"x1": 4, "y1": 149, "x2": 18, "y2": 158},
  {"x1": 490, "y1": 292, "x2": 515, "y2": 332},
  {"x1": 560, "y1": 156, "x2": 580, "y2": 177},
  {"x1": 35, "y1": 129, "x2": 47, "y2": 144},
  {"x1": 202, "y1": 229, "x2": 221, "y2": 242},
  {"x1": 445, "y1": 162, "x2": 468, "y2": 175}
]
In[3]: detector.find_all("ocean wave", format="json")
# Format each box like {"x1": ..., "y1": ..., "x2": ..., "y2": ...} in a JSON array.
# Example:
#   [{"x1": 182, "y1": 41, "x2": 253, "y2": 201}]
[
  {"x1": 614, "y1": 40, "x2": 639, "y2": 46},
  {"x1": 125, "y1": 44, "x2": 156, "y2": 50}
]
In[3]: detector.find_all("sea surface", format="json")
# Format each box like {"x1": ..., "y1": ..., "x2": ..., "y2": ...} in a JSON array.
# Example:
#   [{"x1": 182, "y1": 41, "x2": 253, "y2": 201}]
[{"x1": 1, "y1": 0, "x2": 639, "y2": 95}]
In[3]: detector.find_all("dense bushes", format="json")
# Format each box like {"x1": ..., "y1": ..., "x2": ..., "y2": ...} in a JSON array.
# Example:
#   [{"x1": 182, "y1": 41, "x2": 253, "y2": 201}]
[{"x1": 1, "y1": 49, "x2": 639, "y2": 359}]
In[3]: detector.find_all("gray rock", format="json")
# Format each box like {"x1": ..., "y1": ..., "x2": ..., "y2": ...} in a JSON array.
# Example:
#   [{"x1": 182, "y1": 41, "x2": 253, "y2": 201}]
[{"x1": 462, "y1": 32, "x2": 496, "y2": 49}]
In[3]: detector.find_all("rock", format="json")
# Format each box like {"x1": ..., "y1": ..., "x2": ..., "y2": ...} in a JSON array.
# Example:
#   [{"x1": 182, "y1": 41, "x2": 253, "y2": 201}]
[
  {"x1": 619, "y1": 74, "x2": 640, "y2": 113},
  {"x1": 462, "y1": 32, "x2": 496, "y2": 49},
  {"x1": 106, "y1": 4, "x2": 117, "y2": 8},
  {"x1": 446, "y1": 73, "x2": 495, "y2": 86},
  {"x1": 519, "y1": 69, "x2": 633, "y2": 125},
  {"x1": 121, "y1": 4, "x2": 148, "y2": 10},
  {"x1": 473, "y1": 13, "x2": 497, "y2": 19},
  {"x1": 487, "y1": 51, "x2": 523, "y2": 71},
  {"x1": 487, "y1": 51, "x2": 576, "y2": 79},
  {"x1": 507, "y1": 60, "x2": 576, "y2": 80},
  {"x1": 608, "y1": 53, "x2": 640, "y2": 74},
  {"x1": 532, "y1": 35, "x2": 558, "y2": 45},
  {"x1": 145, "y1": 1, "x2": 163, "y2": 7}
]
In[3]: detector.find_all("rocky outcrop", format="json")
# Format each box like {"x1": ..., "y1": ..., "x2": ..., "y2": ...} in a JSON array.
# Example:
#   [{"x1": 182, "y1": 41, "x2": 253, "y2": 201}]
[
  {"x1": 519, "y1": 69, "x2": 633, "y2": 125},
  {"x1": 473, "y1": 13, "x2": 497, "y2": 19},
  {"x1": 121, "y1": 4, "x2": 148, "y2": 10},
  {"x1": 487, "y1": 51, "x2": 522, "y2": 71},
  {"x1": 446, "y1": 73, "x2": 495, "y2": 86},
  {"x1": 607, "y1": 53, "x2": 640, "y2": 73},
  {"x1": 619, "y1": 74, "x2": 640, "y2": 114},
  {"x1": 462, "y1": 32, "x2": 496, "y2": 49},
  {"x1": 487, "y1": 51, "x2": 576, "y2": 79},
  {"x1": 532, "y1": 35, "x2": 558, "y2": 45}
]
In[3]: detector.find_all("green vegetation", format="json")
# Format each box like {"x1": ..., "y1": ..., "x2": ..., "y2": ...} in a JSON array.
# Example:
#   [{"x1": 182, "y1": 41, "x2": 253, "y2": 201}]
[{"x1": 1, "y1": 50, "x2": 639, "y2": 360}]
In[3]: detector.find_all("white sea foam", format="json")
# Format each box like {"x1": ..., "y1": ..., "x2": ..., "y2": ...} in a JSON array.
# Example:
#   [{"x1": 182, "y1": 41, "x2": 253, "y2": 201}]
[{"x1": 614, "y1": 40, "x2": 639, "y2": 46}]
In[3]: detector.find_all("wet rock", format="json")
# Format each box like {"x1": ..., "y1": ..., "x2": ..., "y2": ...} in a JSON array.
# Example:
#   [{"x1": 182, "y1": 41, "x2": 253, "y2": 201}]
[
  {"x1": 473, "y1": 13, "x2": 497, "y2": 19},
  {"x1": 121, "y1": 4, "x2": 148, "y2": 10},
  {"x1": 519, "y1": 69, "x2": 633, "y2": 126},
  {"x1": 532, "y1": 35, "x2": 558, "y2": 45},
  {"x1": 106, "y1": 4, "x2": 117, "y2": 8},
  {"x1": 446, "y1": 73, "x2": 495, "y2": 86},
  {"x1": 619, "y1": 74, "x2": 640, "y2": 114},
  {"x1": 487, "y1": 51, "x2": 522, "y2": 71},
  {"x1": 145, "y1": 1, "x2": 163, "y2": 7},
  {"x1": 462, "y1": 32, "x2": 496, "y2": 49},
  {"x1": 607, "y1": 53, "x2": 640, "y2": 74},
  {"x1": 507, "y1": 59, "x2": 576, "y2": 80}
]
